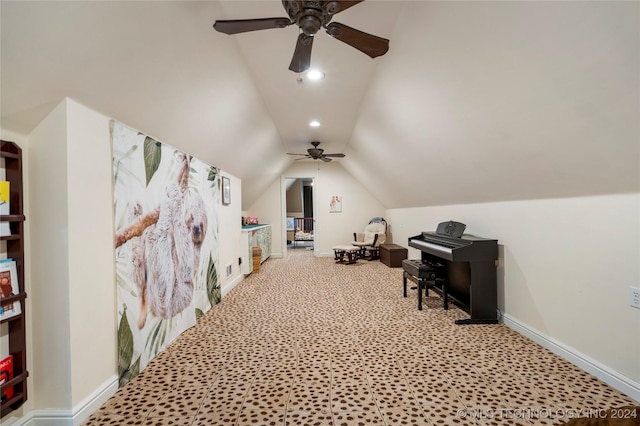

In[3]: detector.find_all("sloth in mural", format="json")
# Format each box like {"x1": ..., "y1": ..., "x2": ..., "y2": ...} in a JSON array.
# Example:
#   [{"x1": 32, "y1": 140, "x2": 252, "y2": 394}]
[{"x1": 131, "y1": 153, "x2": 208, "y2": 329}]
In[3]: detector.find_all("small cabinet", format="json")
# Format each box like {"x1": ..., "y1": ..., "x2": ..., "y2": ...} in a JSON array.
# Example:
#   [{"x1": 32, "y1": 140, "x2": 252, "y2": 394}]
[
  {"x1": 240, "y1": 224, "x2": 272, "y2": 275},
  {"x1": 0, "y1": 140, "x2": 28, "y2": 418}
]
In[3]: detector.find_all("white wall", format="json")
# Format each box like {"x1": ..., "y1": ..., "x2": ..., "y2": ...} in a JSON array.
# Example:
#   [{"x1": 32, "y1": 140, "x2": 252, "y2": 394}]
[
  {"x1": 246, "y1": 176, "x2": 283, "y2": 255},
  {"x1": 247, "y1": 161, "x2": 386, "y2": 258},
  {"x1": 28, "y1": 100, "x2": 74, "y2": 412},
  {"x1": 65, "y1": 101, "x2": 118, "y2": 407},
  {"x1": 219, "y1": 173, "x2": 242, "y2": 296},
  {"x1": 23, "y1": 99, "x2": 118, "y2": 424},
  {"x1": 312, "y1": 162, "x2": 386, "y2": 256},
  {"x1": 387, "y1": 193, "x2": 640, "y2": 399}
]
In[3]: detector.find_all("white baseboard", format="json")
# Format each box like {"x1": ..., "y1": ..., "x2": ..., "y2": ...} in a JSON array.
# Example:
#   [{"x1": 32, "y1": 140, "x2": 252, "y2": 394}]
[
  {"x1": 2, "y1": 410, "x2": 34, "y2": 426},
  {"x1": 221, "y1": 274, "x2": 244, "y2": 298},
  {"x1": 503, "y1": 313, "x2": 640, "y2": 402},
  {"x1": 27, "y1": 409, "x2": 73, "y2": 426},
  {"x1": 71, "y1": 374, "x2": 119, "y2": 425},
  {"x1": 12, "y1": 375, "x2": 118, "y2": 426}
]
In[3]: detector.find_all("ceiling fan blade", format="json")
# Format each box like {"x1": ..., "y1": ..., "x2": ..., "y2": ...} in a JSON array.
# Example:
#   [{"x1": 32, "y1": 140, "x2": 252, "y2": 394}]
[
  {"x1": 323, "y1": 153, "x2": 346, "y2": 158},
  {"x1": 289, "y1": 33, "x2": 314, "y2": 73},
  {"x1": 321, "y1": 157, "x2": 332, "y2": 162},
  {"x1": 213, "y1": 17, "x2": 292, "y2": 35},
  {"x1": 331, "y1": 1, "x2": 365, "y2": 14},
  {"x1": 286, "y1": 153, "x2": 307, "y2": 156},
  {"x1": 325, "y1": 22, "x2": 389, "y2": 58}
]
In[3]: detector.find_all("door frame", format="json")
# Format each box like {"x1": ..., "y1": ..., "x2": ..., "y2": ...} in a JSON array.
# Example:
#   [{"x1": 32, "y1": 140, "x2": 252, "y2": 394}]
[{"x1": 281, "y1": 176, "x2": 316, "y2": 257}]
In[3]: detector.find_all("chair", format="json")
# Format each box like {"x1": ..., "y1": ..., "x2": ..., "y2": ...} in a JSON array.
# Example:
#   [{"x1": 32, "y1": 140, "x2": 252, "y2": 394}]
[{"x1": 352, "y1": 217, "x2": 387, "y2": 260}]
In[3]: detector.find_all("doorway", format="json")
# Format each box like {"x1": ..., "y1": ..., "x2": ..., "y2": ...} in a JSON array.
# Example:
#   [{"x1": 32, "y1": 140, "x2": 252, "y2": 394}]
[{"x1": 283, "y1": 177, "x2": 314, "y2": 253}]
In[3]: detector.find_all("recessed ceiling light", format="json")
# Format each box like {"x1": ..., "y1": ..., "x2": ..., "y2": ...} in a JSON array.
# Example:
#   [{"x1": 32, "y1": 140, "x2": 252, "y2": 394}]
[
  {"x1": 309, "y1": 120, "x2": 320, "y2": 127},
  {"x1": 306, "y1": 69, "x2": 325, "y2": 80}
]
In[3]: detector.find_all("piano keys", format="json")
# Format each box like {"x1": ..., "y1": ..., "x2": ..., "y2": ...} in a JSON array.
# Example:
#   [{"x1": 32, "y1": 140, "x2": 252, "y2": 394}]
[{"x1": 408, "y1": 228, "x2": 499, "y2": 325}]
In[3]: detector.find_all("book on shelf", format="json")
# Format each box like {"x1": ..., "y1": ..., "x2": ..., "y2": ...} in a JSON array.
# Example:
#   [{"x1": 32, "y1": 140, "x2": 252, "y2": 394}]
[
  {"x1": 0, "y1": 180, "x2": 10, "y2": 236},
  {"x1": 0, "y1": 260, "x2": 20, "y2": 321},
  {"x1": 0, "y1": 354, "x2": 14, "y2": 402}
]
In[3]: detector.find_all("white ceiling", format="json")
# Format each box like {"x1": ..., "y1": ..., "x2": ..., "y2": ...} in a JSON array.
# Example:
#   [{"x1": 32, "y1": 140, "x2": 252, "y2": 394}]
[{"x1": 1, "y1": 1, "x2": 638, "y2": 209}]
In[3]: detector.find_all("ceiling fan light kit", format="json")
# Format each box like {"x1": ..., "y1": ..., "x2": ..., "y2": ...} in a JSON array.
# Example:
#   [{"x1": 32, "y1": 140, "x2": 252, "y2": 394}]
[
  {"x1": 306, "y1": 69, "x2": 325, "y2": 80},
  {"x1": 213, "y1": 0, "x2": 390, "y2": 73}
]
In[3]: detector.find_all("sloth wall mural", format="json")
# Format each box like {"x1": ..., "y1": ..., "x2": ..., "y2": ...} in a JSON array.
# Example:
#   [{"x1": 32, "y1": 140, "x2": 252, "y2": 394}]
[{"x1": 111, "y1": 121, "x2": 221, "y2": 387}]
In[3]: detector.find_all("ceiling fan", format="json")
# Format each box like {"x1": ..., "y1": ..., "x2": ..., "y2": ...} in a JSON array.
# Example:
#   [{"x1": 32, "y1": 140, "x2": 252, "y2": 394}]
[
  {"x1": 213, "y1": 0, "x2": 390, "y2": 73},
  {"x1": 287, "y1": 141, "x2": 346, "y2": 162}
]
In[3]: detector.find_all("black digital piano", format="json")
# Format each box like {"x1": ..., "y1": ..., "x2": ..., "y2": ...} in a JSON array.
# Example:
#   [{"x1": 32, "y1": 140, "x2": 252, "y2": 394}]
[{"x1": 408, "y1": 222, "x2": 499, "y2": 324}]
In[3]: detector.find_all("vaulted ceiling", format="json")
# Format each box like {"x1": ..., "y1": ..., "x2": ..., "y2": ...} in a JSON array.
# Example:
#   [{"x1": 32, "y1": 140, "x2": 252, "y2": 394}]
[{"x1": 1, "y1": 1, "x2": 638, "y2": 209}]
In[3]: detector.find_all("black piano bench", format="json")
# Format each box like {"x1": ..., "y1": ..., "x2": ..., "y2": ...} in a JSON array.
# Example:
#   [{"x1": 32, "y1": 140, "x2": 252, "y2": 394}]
[{"x1": 402, "y1": 259, "x2": 448, "y2": 311}]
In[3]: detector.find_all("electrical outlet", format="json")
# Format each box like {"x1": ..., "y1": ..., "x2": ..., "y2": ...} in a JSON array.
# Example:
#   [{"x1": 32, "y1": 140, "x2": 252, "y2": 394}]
[
  {"x1": 630, "y1": 287, "x2": 640, "y2": 309},
  {"x1": 226, "y1": 264, "x2": 232, "y2": 277}
]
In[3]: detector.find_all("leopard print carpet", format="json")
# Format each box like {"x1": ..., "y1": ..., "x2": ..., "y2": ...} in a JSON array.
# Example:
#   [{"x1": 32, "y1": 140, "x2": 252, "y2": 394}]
[{"x1": 84, "y1": 250, "x2": 638, "y2": 425}]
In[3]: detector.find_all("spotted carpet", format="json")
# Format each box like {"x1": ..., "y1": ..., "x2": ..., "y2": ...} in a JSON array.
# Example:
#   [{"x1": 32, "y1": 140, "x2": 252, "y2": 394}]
[{"x1": 84, "y1": 250, "x2": 638, "y2": 425}]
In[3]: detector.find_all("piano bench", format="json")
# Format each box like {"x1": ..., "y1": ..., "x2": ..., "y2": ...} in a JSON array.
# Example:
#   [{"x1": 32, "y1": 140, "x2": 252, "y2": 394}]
[
  {"x1": 403, "y1": 272, "x2": 448, "y2": 311},
  {"x1": 402, "y1": 259, "x2": 445, "y2": 278},
  {"x1": 402, "y1": 260, "x2": 448, "y2": 311}
]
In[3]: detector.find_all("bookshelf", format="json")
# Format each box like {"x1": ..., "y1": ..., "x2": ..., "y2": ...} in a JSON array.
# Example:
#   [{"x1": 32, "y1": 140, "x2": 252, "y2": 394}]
[{"x1": 0, "y1": 140, "x2": 28, "y2": 417}]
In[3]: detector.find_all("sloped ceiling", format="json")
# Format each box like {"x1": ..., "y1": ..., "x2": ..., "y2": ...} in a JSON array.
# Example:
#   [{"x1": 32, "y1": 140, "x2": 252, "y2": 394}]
[
  {"x1": 1, "y1": 1, "x2": 638, "y2": 209},
  {"x1": 345, "y1": 1, "x2": 640, "y2": 207}
]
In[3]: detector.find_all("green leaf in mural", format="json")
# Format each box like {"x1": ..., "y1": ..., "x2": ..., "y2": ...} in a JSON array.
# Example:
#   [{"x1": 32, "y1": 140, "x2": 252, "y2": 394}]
[
  {"x1": 159, "y1": 322, "x2": 168, "y2": 354},
  {"x1": 117, "y1": 308, "x2": 134, "y2": 382},
  {"x1": 130, "y1": 355, "x2": 140, "y2": 377},
  {"x1": 143, "y1": 137, "x2": 162, "y2": 186},
  {"x1": 195, "y1": 308, "x2": 204, "y2": 320},
  {"x1": 147, "y1": 320, "x2": 163, "y2": 356},
  {"x1": 206, "y1": 255, "x2": 221, "y2": 307},
  {"x1": 119, "y1": 355, "x2": 141, "y2": 388}
]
